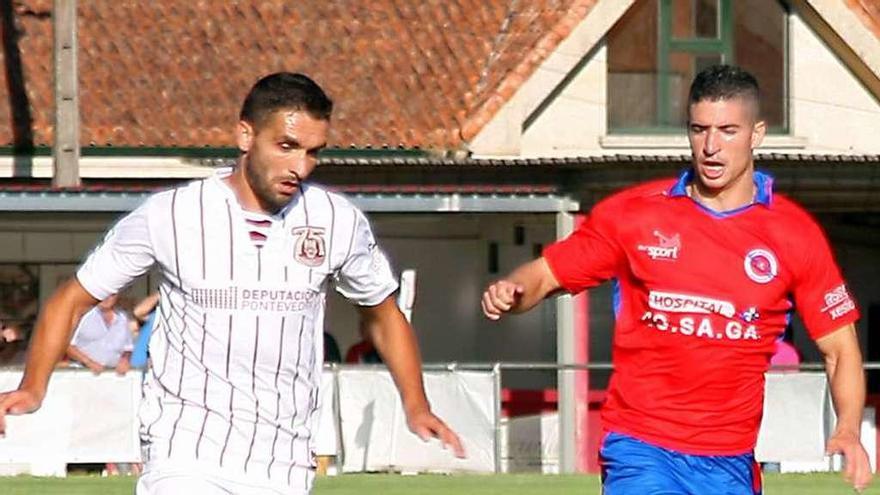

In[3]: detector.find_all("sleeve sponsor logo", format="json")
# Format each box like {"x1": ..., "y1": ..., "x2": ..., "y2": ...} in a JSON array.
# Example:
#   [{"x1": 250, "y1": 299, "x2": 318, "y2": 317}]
[
  {"x1": 743, "y1": 248, "x2": 778, "y2": 284},
  {"x1": 648, "y1": 291, "x2": 736, "y2": 318},
  {"x1": 821, "y1": 284, "x2": 856, "y2": 320},
  {"x1": 637, "y1": 230, "x2": 680, "y2": 261}
]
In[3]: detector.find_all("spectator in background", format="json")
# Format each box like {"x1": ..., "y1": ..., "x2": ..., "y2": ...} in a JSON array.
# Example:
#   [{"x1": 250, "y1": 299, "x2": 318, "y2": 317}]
[
  {"x1": 0, "y1": 322, "x2": 27, "y2": 366},
  {"x1": 770, "y1": 325, "x2": 802, "y2": 370},
  {"x1": 345, "y1": 320, "x2": 383, "y2": 364},
  {"x1": 130, "y1": 292, "x2": 159, "y2": 369},
  {"x1": 67, "y1": 294, "x2": 133, "y2": 374}
]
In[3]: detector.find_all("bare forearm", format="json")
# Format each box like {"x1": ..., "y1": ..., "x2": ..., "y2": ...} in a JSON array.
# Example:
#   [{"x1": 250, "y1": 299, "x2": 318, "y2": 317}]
[
  {"x1": 20, "y1": 281, "x2": 96, "y2": 396},
  {"x1": 363, "y1": 299, "x2": 430, "y2": 414},
  {"x1": 818, "y1": 325, "x2": 867, "y2": 435},
  {"x1": 827, "y1": 349, "x2": 866, "y2": 435},
  {"x1": 66, "y1": 345, "x2": 98, "y2": 368},
  {"x1": 374, "y1": 319, "x2": 429, "y2": 412},
  {"x1": 505, "y1": 258, "x2": 560, "y2": 313}
]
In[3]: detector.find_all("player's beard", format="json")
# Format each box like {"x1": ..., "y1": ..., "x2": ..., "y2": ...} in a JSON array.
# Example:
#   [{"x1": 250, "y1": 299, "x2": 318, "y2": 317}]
[{"x1": 244, "y1": 159, "x2": 291, "y2": 214}]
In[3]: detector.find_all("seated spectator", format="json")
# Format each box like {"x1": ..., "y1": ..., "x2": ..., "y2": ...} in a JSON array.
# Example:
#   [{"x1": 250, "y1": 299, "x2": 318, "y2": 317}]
[
  {"x1": 67, "y1": 294, "x2": 133, "y2": 374},
  {"x1": 770, "y1": 325, "x2": 801, "y2": 371},
  {"x1": 770, "y1": 339, "x2": 801, "y2": 370},
  {"x1": 0, "y1": 322, "x2": 27, "y2": 366},
  {"x1": 130, "y1": 292, "x2": 159, "y2": 369},
  {"x1": 344, "y1": 320, "x2": 383, "y2": 364}
]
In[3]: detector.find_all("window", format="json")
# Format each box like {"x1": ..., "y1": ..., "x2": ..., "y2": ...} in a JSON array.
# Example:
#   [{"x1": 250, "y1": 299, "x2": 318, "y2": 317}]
[{"x1": 607, "y1": 0, "x2": 788, "y2": 133}]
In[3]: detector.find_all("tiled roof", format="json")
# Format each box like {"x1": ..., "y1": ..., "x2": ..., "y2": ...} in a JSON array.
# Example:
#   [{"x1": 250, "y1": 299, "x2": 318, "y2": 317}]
[
  {"x1": 846, "y1": 0, "x2": 880, "y2": 39},
  {"x1": 0, "y1": 0, "x2": 595, "y2": 150}
]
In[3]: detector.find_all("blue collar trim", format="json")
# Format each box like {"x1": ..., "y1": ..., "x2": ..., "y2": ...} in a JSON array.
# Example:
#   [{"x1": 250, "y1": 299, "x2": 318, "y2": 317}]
[{"x1": 668, "y1": 168, "x2": 774, "y2": 209}]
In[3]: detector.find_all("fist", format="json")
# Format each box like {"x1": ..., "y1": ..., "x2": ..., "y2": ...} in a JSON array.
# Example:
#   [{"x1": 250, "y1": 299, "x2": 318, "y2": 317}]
[{"x1": 481, "y1": 280, "x2": 524, "y2": 320}]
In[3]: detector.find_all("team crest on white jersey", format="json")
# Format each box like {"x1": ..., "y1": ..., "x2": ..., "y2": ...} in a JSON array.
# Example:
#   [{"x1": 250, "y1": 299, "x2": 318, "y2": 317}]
[
  {"x1": 292, "y1": 226, "x2": 326, "y2": 267},
  {"x1": 637, "y1": 230, "x2": 680, "y2": 261},
  {"x1": 744, "y1": 248, "x2": 778, "y2": 284}
]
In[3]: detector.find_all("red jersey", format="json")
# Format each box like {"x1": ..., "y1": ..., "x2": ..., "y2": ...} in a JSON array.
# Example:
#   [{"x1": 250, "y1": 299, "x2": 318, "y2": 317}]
[{"x1": 543, "y1": 170, "x2": 859, "y2": 455}]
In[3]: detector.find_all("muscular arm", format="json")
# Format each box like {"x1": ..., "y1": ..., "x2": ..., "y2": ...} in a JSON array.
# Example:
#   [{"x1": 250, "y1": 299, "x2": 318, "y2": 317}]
[
  {"x1": 0, "y1": 279, "x2": 98, "y2": 431},
  {"x1": 816, "y1": 323, "x2": 872, "y2": 491},
  {"x1": 481, "y1": 257, "x2": 562, "y2": 320},
  {"x1": 358, "y1": 296, "x2": 464, "y2": 457}
]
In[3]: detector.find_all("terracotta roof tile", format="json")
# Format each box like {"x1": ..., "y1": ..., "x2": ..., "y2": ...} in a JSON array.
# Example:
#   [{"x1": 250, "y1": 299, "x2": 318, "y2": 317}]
[{"x1": 0, "y1": 0, "x2": 598, "y2": 151}]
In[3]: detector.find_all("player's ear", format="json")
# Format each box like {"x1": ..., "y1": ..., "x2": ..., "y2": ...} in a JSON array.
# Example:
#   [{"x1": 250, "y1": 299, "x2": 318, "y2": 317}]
[
  {"x1": 237, "y1": 120, "x2": 255, "y2": 153},
  {"x1": 750, "y1": 119, "x2": 766, "y2": 150}
]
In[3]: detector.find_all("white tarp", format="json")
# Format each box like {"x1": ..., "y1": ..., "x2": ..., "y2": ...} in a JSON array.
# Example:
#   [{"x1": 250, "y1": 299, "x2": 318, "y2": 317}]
[
  {"x1": 314, "y1": 370, "x2": 338, "y2": 456},
  {"x1": 0, "y1": 369, "x2": 141, "y2": 475},
  {"x1": 755, "y1": 372, "x2": 830, "y2": 462},
  {"x1": 337, "y1": 369, "x2": 495, "y2": 473},
  {"x1": 501, "y1": 412, "x2": 559, "y2": 474},
  {"x1": 1, "y1": 367, "x2": 874, "y2": 476}
]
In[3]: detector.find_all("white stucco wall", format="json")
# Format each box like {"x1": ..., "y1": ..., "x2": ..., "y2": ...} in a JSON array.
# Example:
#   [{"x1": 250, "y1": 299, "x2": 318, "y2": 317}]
[{"x1": 788, "y1": 12, "x2": 880, "y2": 154}]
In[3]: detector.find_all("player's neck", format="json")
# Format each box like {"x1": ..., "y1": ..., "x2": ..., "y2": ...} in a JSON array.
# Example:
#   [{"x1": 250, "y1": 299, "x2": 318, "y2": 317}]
[
  {"x1": 688, "y1": 175, "x2": 756, "y2": 213},
  {"x1": 224, "y1": 165, "x2": 275, "y2": 216}
]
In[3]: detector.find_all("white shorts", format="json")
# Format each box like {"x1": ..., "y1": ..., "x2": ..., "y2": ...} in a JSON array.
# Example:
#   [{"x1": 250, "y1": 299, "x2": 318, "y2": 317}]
[{"x1": 135, "y1": 460, "x2": 312, "y2": 495}]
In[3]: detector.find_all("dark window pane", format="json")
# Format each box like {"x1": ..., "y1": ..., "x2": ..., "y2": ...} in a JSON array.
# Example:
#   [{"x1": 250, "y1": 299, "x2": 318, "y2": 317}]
[
  {"x1": 734, "y1": 0, "x2": 788, "y2": 129},
  {"x1": 666, "y1": 52, "x2": 723, "y2": 126},
  {"x1": 672, "y1": 0, "x2": 719, "y2": 39},
  {"x1": 607, "y1": 0, "x2": 658, "y2": 130},
  {"x1": 608, "y1": 0, "x2": 787, "y2": 132}
]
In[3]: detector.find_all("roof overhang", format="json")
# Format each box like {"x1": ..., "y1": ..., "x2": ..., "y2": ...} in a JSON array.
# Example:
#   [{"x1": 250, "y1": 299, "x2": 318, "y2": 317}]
[
  {"x1": 0, "y1": 189, "x2": 579, "y2": 214},
  {"x1": 0, "y1": 153, "x2": 877, "y2": 213}
]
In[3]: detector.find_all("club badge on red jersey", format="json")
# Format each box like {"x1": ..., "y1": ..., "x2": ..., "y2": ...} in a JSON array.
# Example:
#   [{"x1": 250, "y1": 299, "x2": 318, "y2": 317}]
[
  {"x1": 743, "y1": 248, "x2": 778, "y2": 284},
  {"x1": 292, "y1": 226, "x2": 326, "y2": 267}
]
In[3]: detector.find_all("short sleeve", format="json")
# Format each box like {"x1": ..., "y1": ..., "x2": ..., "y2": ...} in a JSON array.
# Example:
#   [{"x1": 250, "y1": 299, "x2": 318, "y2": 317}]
[
  {"x1": 77, "y1": 201, "x2": 157, "y2": 300},
  {"x1": 70, "y1": 309, "x2": 92, "y2": 347},
  {"x1": 543, "y1": 200, "x2": 625, "y2": 294},
  {"x1": 334, "y1": 209, "x2": 398, "y2": 306},
  {"x1": 792, "y1": 218, "x2": 860, "y2": 340}
]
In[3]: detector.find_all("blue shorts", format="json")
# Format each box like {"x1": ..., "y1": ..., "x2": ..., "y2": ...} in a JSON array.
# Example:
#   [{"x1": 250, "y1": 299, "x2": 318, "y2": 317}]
[{"x1": 600, "y1": 432, "x2": 762, "y2": 495}]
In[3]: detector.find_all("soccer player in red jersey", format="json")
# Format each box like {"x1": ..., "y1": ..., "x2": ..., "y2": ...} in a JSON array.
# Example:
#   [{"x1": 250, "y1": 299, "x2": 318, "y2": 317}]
[{"x1": 482, "y1": 65, "x2": 872, "y2": 493}]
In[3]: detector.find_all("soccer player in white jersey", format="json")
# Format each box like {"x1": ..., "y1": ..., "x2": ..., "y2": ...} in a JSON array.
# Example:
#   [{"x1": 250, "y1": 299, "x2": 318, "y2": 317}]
[{"x1": 0, "y1": 72, "x2": 464, "y2": 494}]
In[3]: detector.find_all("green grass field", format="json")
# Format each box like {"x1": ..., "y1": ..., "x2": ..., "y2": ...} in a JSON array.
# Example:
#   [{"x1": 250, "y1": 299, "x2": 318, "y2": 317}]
[{"x1": 0, "y1": 473, "x2": 877, "y2": 494}]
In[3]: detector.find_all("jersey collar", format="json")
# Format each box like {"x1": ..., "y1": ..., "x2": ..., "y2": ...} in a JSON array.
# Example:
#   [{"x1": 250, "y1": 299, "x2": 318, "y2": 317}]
[
  {"x1": 668, "y1": 168, "x2": 774, "y2": 208},
  {"x1": 211, "y1": 167, "x2": 296, "y2": 221}
]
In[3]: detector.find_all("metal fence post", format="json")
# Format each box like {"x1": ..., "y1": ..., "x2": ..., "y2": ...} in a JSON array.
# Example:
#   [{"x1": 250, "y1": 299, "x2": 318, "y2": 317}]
[
  {"x1": 556, "y1": 211, "x2": 577, "y2": 474},
  {"x1": 492, "y1": 362, "x2": 503, "y2": 474},
  {"x1": 331, "y1": 362, "x2": 344, "y2": 474}
]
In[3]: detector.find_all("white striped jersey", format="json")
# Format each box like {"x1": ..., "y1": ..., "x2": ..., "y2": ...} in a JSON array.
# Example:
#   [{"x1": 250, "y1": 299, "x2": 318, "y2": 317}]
[{"x1": 76, "y1": 169, "x2": 398, "y2": 492}]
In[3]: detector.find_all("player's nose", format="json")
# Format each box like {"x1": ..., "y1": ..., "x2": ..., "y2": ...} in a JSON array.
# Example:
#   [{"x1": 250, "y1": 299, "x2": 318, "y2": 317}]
[{"x1": 703, "y1": 129, "x2": 720, "y2": 155}]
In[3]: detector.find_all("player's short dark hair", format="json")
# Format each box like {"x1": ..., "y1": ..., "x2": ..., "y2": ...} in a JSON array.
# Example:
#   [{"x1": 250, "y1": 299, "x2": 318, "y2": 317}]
[
  {"x1": 688, "y1": 64, "x2": 760, "y2": 116},
  {"x1": 239, "y1": 72, "x2": 333, "y2": 127}
]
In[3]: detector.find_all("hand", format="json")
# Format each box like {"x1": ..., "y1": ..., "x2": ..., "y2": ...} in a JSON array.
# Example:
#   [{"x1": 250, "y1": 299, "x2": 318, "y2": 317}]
[
  {"x1": 406, "y1": 407, "x2": 466, "y2": 458},
  {"x1": 0, "y1": 388, "x2": 44, "y2": 436},
  {"x1": 86, "y1": 360, "x2": 104, "y2": 374},
  {"x1": 826, "y1": 429, "x2": 872, "y2": 492},
  {"x1": 115, "y1": 359, "x2": 131, "y2": 375},
  {"x1": 481, "y1": 280, "x2": 524, "y2": 320}
]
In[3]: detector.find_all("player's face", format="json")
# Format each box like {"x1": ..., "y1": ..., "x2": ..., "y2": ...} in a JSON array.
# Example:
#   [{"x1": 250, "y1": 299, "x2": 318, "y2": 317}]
[
  {"x1": 238, "y1": 110, "x2": 329, "y2": 213},
  {"x1": 687, "y1": 97, "x2": 765, "y2": 199}
]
